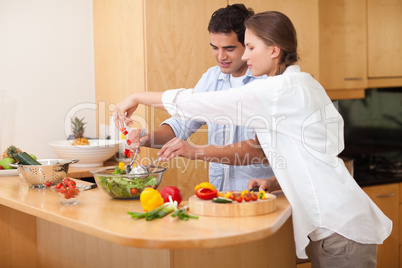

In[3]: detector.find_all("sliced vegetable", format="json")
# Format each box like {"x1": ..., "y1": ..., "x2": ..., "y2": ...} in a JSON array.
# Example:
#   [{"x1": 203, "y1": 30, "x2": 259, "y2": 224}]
[
  {"x1": 194, "y1": 182, "x2": 216, "y2": 191},
  {"x1": 15, "y1": 152, "x2": 41, "y2": 165},
  {"x1": 118, "y1": 162, "x2": 125, "y2": 170},
  {"x1": 250, "y1": 192, "x2": 258, "y2": 201},
  {"x1": 128, "y1": 202, "x2": 176, "y2": 221},
  {"x1": 258, "y1": 190, "x2": 266, "y2": 200},
  {"x1": 234, "y1": 194, "x2": 243, "y2": 203},
  {"x1": 243, "y1": 193, "x2": 251, "y2": 202},
  {"x1": 224, "y1": 191, "x2": 234, "y2": 199},
  {"x1": 195, "y1": 187, "x2": 218, "y2": 200},
  {"x1": 212, "y1": 197, "x2": 233, "y2": 203},
  {"x1": 240, "y1": 190, "x2": 249, "y2": 197},
  {"x1": 171, "y1": 206, "x2": 198, "y2": 221}
]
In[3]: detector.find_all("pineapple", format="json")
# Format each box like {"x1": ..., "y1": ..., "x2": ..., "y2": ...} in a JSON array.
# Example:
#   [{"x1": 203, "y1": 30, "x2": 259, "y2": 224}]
[
  {"x1": 2, "y1": 145, "x2": 22, "y2": 160},
  {"x1": 71, "y1": 117, "x2": 90, "y2": 145}
]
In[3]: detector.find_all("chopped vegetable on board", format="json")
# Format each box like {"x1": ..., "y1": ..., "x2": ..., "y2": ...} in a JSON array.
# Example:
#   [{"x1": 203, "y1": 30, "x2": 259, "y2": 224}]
[
  {"x1": 194, "y1": 182, "x2": 216, "y2": 191},
  {"x1": 195, "y1": 187, "x2": 218, "y2": 200}
]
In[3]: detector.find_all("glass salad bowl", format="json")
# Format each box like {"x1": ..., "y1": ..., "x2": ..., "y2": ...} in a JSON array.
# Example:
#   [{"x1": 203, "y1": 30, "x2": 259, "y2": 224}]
[{"x1": 90, "y1": 166, "x2": 166, "y2": 199}]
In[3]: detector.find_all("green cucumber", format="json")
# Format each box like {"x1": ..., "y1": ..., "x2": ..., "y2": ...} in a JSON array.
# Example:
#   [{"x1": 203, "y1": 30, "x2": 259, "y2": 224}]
[
  {"x1": 212, "y1": 197, "x2": 233, "y2": 203},
  {"x1": 15, "y1": 152, "x2": 41, "y2": 165}
]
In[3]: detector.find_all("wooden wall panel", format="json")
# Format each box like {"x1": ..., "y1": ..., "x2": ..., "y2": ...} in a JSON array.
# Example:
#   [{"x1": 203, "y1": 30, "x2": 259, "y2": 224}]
[
  {"x1": 144, "y1": 0, "x2": 226, "y2": 199},
  {"x1": 93, "y1": 0, "x2": 147, "y2": 133},
  {"x1": 234, "y1": 0, "x2": 319, "y2": 80}
]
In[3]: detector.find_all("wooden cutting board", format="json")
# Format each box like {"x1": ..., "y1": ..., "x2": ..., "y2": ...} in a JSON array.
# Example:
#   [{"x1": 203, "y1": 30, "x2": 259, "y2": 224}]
[{"x1": 189, "y1": 194, "x2": 277, "y2": 217}]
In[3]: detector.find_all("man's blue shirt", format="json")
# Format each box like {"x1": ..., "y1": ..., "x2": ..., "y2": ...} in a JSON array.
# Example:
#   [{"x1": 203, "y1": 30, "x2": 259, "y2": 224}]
[{"x1": 162, "y1": 66, "x2": 274, "y2": 191}]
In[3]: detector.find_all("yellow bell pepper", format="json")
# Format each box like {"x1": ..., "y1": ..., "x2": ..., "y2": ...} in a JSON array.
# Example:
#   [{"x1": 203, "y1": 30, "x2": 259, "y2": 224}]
[
  {"x1": 241, "y1": 190, "x2": 249, "y2": 197},
  {"x1": 140, "y1": 188, "x2": 164, "y2": 212},
  {"x1": 258, "y1": 190, "x2": 266, "y2": 200},
  {"x1": 223, "y1": 191, "x2": 234, "y2": 198},
  {"x1": 119, "y1": 162, "x2": 125, "y2": 170},
  {"x1": 194, "y1": 182, "x2": 216, "y2": 191},
  {"x1": 120, "y1": 133, "x2": 127, "y2": 139}
]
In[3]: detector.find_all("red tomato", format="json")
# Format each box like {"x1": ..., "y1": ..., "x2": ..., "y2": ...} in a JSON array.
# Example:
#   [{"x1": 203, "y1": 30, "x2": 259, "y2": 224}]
[
  {"x1": 234, "y1": 194, "x2": 243, "y2": 203},
  {"x1": 250, "y1": 192, "x2": 258, "y2": 201},
  {"x1": 55, "y1": 182, "x2": 63, "y2": 189},
  {"x1": 63, "y1": 178, "x2": 71, "y2": 185},
  {"x1": 160, "y1": 186, "x2": 183, "y2": 205},
  {"x1": 131, "y1": 188, "x2": 139, "y2": 195},
  {"x1": 45, "y1": 182, "x2": 51, "y2": 188},
  {"x1": 243, "y1": 193, "x2": 251, "y2": 202},
  {"x1": 67, "y1": 180, "x2": 76, "y2": 187},
  {"x1": 228, "y1": 193, "x2": 236, "y2": 201}
]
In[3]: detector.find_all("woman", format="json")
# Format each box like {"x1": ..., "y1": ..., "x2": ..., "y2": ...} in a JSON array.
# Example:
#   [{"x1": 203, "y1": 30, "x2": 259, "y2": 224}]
[{"x1": 115, "y1": 11, "x2": 391, "y2": 267}]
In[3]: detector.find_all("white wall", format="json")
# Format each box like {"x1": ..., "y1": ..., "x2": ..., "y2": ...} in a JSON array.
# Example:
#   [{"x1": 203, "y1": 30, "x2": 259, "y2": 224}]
[{"x1": 0, "y1": 0, "x2": 95, "y2": 158}]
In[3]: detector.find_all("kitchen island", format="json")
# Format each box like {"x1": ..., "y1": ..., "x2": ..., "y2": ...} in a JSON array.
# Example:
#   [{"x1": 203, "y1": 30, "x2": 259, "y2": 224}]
[{"x1": 0, "y1": 175, "x2": 294, "y2": 268}]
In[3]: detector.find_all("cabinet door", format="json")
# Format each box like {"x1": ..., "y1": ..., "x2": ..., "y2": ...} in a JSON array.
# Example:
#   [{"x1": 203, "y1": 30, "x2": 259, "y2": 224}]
[
  {"x1": 368, "y1": 0, "x2": 402, "y2": 79},
  {"x1": 363, "y1": 183, "x2": 399, "y2": 268},
  {"x1": 318, "y1": 0, "x2": 367, "y2": 96},
  {"x1": 144, "y1": 0, "x2": 226, "y2": 199},
  {"x1": 232, "y1": 0, "x2": 319, "y2": 80}
]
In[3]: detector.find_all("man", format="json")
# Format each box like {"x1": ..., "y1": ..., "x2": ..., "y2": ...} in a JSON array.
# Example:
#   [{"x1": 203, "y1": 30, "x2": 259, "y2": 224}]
[{"x1": 128, "y1": 4, "x2": 273, "y2": 191}]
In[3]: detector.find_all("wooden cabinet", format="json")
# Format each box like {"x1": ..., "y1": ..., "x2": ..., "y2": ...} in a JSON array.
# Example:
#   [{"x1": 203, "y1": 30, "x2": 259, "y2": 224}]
[
  {"x1": 318, "y1": 0, "x2": 402, "y2": 94},
  {"x1": 94, "y1": 0, "x2": 225, "y2": 199},
  {"x1": 318, "y1": 0, "x2": 366, "y2": 100},
  {"x1": 363, "y1": 183, "x2": 399, "y2": 268},
  {"x1": 367, "y1": 0, "x2": 402, "y2": 88},
  {"x1": 233, "y1": 0, "x2": 319, "y2": 80}
]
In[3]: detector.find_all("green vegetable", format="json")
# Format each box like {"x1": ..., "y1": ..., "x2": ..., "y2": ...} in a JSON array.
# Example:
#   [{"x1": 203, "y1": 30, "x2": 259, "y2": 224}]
[
  {"x1": 128, "y1": 202, "x2": 176, "y2": 221},
  {"x1": 95, "y1": 174, "x2": 158, "y2": 199},
  {"x1": 113, "y1": 165, "x2": 125, "y2": 175},
  {"x1": 212, "y1": 197, "x2": 233, "y2": 203},
  {"x1": 15, "y1": 152, "x2": 41, "y2": 165},
  {"x1": 171, "y1": 207, "x2": 199, "y2": 221}
]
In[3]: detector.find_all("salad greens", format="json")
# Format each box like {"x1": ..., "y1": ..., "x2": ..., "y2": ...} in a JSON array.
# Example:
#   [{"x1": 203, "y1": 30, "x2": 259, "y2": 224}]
[{"x1": 94, "y1": 167, "x2": 158, "y2": 199}]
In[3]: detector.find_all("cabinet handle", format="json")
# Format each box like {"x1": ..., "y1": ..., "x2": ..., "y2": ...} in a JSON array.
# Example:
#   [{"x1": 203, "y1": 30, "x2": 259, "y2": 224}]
[
  {"x1": 376, "y1": 193, "x2": 395, "y2": 198},
  {"x1": 344, "y1": 77, "x2": 363, "y2": 81}
]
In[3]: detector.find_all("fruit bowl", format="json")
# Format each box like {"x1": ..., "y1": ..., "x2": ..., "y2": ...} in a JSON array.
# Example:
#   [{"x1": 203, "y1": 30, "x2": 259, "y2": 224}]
[
  {"x1": 10, "y1": 159, "x2": 79, "y2": 188},
  {"x1": 91, "y1": 166, "x2": 166, "y2": 199},
  {"x1": 49, "y1": 139, "x2": 119, "y2": 168}
]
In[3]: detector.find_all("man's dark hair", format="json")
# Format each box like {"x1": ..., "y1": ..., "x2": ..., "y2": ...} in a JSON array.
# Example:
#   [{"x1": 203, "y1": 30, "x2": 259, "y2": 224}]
[{"x1": 207, "y1": 4, "x2": 254, "y2": 46}]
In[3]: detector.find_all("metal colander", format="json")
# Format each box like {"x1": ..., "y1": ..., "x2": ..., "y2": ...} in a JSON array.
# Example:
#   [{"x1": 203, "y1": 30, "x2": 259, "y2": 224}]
[{"x1": 11, "y1": 159, "x2": 79, "y2": 188}]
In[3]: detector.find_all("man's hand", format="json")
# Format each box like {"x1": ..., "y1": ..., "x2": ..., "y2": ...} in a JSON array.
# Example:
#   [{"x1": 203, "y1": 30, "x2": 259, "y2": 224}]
[
  {"x1": 247, "y1": 177, "x2": 280, "y2": 192},
  {"x1": 127, "y1": 128, "x2": 149, "y2": 151},
  {"x1": 157, "y1": 137, "x2": 203, "y2": 161}
]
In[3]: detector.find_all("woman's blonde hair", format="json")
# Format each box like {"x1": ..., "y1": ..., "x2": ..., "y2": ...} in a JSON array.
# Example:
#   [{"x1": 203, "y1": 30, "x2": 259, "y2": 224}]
[{"x1": 245, "y1": 11, "x2": 299, "y2": 75}]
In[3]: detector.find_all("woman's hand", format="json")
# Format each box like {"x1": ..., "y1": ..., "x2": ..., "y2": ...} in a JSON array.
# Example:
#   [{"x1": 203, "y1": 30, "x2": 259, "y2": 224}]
[
  {"x1": 114, "y1": 94, "x2": 138, "y2": 130},
  {"x1": 113, "y1": 91, "x2": 165, "y2": 130},
  {"x1": 157, "y1": 137, "x2": 203, "y2": 161},
  {"x1": 247, "y1": 176, "x2": 280, "y2": 192}
]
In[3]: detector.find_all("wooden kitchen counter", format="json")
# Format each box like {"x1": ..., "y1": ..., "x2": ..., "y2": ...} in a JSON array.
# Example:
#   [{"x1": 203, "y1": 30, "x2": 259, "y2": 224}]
[{"x1": 0, "y1": 175, "x2": 295, "y2": 268}]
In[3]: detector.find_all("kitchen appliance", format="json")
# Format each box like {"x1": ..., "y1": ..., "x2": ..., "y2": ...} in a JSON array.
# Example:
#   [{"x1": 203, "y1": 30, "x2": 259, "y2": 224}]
[{"x1": 337, "y1": 87, "x2": 402, "y2": 186}]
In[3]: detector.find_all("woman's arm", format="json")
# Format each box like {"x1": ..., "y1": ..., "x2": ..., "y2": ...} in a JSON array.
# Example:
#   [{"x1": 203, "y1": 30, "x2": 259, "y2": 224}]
[{"x1": 114, "y1": 92, "x2": 165, "y2": 130}]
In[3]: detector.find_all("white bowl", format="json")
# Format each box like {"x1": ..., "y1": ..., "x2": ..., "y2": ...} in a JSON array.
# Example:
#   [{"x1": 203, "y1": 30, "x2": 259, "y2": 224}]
[{"x1": 49, "y1": 139, "x2": 119, "y2": 167}]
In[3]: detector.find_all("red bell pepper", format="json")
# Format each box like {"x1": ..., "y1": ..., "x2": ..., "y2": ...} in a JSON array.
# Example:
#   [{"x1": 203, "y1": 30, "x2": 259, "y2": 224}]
[
  {"x1": 160, "y1": 186, "x2": 183, "y2": 205},
  {"x1": 195, "y1": 187, "x2": 218, "y2": 200}
]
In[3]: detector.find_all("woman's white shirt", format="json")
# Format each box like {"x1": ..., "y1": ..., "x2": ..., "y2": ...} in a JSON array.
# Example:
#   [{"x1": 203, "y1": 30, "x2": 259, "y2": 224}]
[{"x1": 161, "y1": 65, "x2": 392, "y2": 259}]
